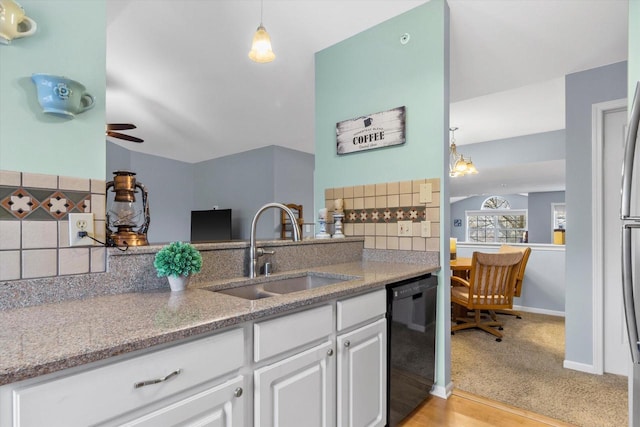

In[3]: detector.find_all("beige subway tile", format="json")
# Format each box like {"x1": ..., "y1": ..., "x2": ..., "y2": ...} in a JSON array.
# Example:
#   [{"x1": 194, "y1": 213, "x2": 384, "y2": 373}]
[
  {"x1": 91, "y1": 179, "x2": 106, "y2": 194},
  {"x1": 412, "y1": 193, "x2": 422, "y2": 206},
  {"x1": 333, "y1": 187, "x2": 344, "y2": 199},
  {"x1": 375, "y1": 183, "x2": 387, "y2": 196},
  {"x1": 343, "y1": 186, "x2": 354, "y2": 198},
  {"x1": 91, "y1": 247, "x2": 106, "y2": 272},
  {"x1": 344, "y1": 198, "x2": 353, "y2": 210},
  {"x1": 22, "y1": 172, "x2": 57, "y2": 189},
  {"x1": 412, "y1": 237, "x2": 426, "y2": 251},
  {"x1": 59, "y1": 248, "x2": 90, "y2": 275},
  {"x1": 365, "y1": 197, "x2": 375, "y2": 209},
  {"x1": 58, "y1": 220, "x2": 70, "y2": 248},
  {"x1": 399, "y1": 180, "x2": 412, "y2": 194},
  {"x1": 413, "y1": 223, "x2": 423, "y2": 237},
  {"x1": 354, "y1": 197, "x2": 364, "y2": 210},
  {"x1": 427, "y1": 177, "x2": 440, "y2": 189},
  {"x1": 364, "y1": 236, "x2": 375, "y2": 249},
  {"x1": 91, "y1": 195, "x2": 106, "y2": 221},
  {"x1": 375, "y1": 236, "x2": 387, "y2": 250},
  {"x1": 364, "y1": 223, "x2": 376, "y2": 236},
  {"x1": 387, "y1": 236, "x2": 399, "y2": 250},
  {"x1": 353, "y1": 223, "x2": 365, "y2": 236},
  {"x1": 22, "y1": 221, "x2": 57, "y2": 249},
  {"x1": 375, "y1": 222, "x2": 386, "y2": 236},
  {"x1": 426, "y1": 207, "x2": 440, "y2": 221},
  {"x1": 399, "y1": 194, "x2": 412, "y2": 207},
  {"x1": 387, "y1": 194, "x2": 399, "y2": 208},
  {"x1": 325, "y1": 188, "x2": 334, "y2": 200},
  {"x1": 0, "y1": 220, "x2": 20, "y2": 250},
  {"x1": 387, "y1": 222, "x2": 398, "y2": 236},
  {"x1": 325, "y1": 200, "x2": 333, "y2": 211},
  {"x1": 431, "y1": 222, "x2": 440, "y2": 237},
  {"x1": 0, "y1": 250, "x2": 20, "y2": 280},
  {"x1": 375, "y1": 196, "x2": 386, "y2": 209},
  {"x1": 344, "y1": 223, "x2": 354, "y2": 236},
  {"x1": 0, "y1": 170, "x2": 20, "y2": 186},
  {"x1": 399, "y1": 237, "x2": 412, "y2": 251},
  {"x1": 94, "y1": 220, "x2": 106, "y2": 244},
  {"x1": 364, "y1": 184, "x2": 375, "y2": 197},
  {"x1": 353, "y1": 185, "x2": 364, "y2": 197},
  {"x1": 59, "y1": 176, "x2": 90, "y2": 191},
  {"x1": 426, "y1": 237, "x2": 440, "y2": 251},
  {"x1": 22, "y1": 249, "x2": 57, "y2": 278},
  {"x1": 412, "y1": 179, "x2": 426, "y2": 193},
  {"x1": 387, "y1": 181, "x2": 400, "y2": 195}
]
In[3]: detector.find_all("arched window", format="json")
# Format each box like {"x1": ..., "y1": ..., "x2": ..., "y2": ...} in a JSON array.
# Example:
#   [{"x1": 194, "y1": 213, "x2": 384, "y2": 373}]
[
  {"x1": 465, "y1": 196, "x2": 527, "y2": 243},
  {"x1": 481, "y1": 196, "x2": 511, "y2": 210}
]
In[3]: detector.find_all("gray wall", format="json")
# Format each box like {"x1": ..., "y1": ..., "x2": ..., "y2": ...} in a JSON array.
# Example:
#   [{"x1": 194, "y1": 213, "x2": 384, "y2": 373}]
[
  {"x1": 528, "y1": 191, "x2": 565, "y2": 244},
  {"x1": 460, "y1": 129, "x2": 566, "y2": 168},
  {"x1": 193, "y1": 145, "x2": 314, "y2": 240},
  {"x1": 565, "y1": 61, "x2": 627, "y2": 366},
  {"x1": 450, "y1": 194, "x2": 528, "y2": 241},
  {"x1": 107, "y1": 143, "x2": 314, "y2": 243},
  {"x1": 106, "y1": 142, "x2": 195, "y2": 244}
]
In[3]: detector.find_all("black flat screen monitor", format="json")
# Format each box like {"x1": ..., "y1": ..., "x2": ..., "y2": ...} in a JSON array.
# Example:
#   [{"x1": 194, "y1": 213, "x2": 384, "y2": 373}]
[{"x1": 190, "y1": 209, "x2": 232, "y2": 242}]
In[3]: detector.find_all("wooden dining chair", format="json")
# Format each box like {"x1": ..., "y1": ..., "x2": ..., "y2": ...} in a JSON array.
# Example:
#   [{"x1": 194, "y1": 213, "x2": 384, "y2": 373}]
[
  {"x1": 451, "y1": 251, "x2": 524, "y2": 341},
  {"x1": 490, "y1": 245, "x2": 532, "y2": 319}
]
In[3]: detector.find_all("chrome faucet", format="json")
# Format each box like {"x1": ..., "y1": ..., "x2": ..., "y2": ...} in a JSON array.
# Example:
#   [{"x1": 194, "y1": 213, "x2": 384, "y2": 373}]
[{"x1": 249, "y1": 202, "x2": 301, "y2": 278}]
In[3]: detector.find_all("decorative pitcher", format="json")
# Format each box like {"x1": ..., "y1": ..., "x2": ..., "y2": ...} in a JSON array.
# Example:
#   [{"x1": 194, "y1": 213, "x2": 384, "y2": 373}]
[
  {"x1": 0, "y1": 0, "x2": 37, "y2": 44},
  {"x1": 31, "y1": 74, "x2": 95, "y2": 117}
]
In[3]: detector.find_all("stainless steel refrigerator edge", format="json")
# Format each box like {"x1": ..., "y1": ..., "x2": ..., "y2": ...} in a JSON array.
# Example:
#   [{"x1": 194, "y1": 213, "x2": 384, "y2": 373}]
[{"x1": 621, "y1": 81, "x2": 640, "y2": 427}]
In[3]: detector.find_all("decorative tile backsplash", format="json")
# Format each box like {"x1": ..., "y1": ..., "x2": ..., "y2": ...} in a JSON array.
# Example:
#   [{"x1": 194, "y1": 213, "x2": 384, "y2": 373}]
[
  {"x1": 0, "y1": 170, "x2": 106, "y2": 281},
  {"x1": 324, "y1": 178, "x2": 440, "y2": 251}
]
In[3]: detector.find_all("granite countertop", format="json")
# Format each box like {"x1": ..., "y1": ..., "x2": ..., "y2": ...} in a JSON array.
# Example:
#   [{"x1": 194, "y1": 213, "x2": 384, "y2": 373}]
[{"x1": 0, "y1": 261, "x2": 438, "y2": 386}]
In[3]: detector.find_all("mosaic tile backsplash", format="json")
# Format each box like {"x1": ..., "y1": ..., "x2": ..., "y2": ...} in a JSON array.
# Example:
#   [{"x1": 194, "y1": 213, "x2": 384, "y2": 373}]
[
  {"x1": 324, "y1": 178, "x2": 440, "y2": 251},
  {"x1": 0, "y1": 170, "x2": 106, "y2": 281}
]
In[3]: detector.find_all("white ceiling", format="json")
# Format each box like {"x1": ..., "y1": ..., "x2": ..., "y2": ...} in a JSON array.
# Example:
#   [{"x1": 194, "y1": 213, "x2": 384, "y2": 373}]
[{"x1": 106, "y1": 0, "x2": 629, "y2": 197}]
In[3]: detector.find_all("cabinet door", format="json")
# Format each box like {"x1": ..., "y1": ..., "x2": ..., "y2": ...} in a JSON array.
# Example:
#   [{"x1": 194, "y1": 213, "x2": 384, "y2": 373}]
[
  {"x1": 120, "y1": 376, "x2": 245, "y2": 427},
  {"x1": 337, "y1": 318, "x2": 387, "y2": 427},
  {"x1": 254, "y1": 340, "x2": 335, "y2": 427}
]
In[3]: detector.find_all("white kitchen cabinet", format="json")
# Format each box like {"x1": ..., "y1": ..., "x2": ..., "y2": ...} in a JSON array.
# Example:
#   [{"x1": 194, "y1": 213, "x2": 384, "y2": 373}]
[
  {"x1": 337, "y1": 318, "x2": 387, "y2": 427},
  {"x1": 254, "y1": 340, "x2": 335, "y2": 427},
  {"x1": 1, "y1": 328, "x2": 245, "y2": 427},
  {"x1": 120, "y1": 375, "x2": 245, "y2": 427}
]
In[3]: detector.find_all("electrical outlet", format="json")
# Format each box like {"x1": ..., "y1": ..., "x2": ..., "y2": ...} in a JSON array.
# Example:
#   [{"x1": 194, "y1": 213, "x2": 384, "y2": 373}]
[
  {"x1": 419, "y1": 183, "x2": 432, "y2": 203},
  {"x1": 398, "y1": 220, "x2": 412, "y2": 237},
  {"x1": 421, "y1": 221, "x2": 431, "y2": 237},
  {"x1": 69, "y1": 213, "x2": 95, "y2": 246}
]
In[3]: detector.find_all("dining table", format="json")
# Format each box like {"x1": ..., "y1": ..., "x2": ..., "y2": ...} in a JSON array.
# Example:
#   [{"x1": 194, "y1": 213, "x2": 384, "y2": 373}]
[{"x1": 450, "y1": 257, "x2": 473, "y2": 320}]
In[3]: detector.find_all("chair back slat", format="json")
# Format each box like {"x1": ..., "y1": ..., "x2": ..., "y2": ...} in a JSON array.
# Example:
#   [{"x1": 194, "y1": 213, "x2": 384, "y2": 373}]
[
  {"x1": 498, "y1": 245, "x2": 532, "y2": 297},
  {"x1": 467, "y1": 252, "x2": 523, "y2": 309}
]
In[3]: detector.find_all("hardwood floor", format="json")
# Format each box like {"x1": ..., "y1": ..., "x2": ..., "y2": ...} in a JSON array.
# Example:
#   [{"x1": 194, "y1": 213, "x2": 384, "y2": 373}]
[{"x1": 398, "y1": 389, "x2": 577, "y2": 427}]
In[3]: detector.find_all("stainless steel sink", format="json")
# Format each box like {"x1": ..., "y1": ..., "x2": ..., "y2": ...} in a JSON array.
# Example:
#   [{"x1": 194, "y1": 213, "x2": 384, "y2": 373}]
[{"x1": 213, "y1": 273, "x2": 355, "y2": 300}]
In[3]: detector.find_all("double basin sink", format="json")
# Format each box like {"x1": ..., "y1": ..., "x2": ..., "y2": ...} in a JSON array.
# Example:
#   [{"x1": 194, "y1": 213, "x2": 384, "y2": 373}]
[{"x1": 210, "y1": 272, "x2": 358, "y2": 300}]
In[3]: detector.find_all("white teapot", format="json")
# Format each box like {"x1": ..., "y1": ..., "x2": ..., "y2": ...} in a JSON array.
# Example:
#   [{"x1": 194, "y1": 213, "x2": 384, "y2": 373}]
[{"x1": 0, "y1": 0, "x2": 37, "y2": 45}]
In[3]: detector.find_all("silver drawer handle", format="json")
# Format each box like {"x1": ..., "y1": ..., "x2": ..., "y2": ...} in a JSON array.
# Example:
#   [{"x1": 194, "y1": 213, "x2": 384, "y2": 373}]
[
  {"x1": 344, "y1": 340, "x2": 351, "y2": 348},
  {"x1": 134, "y1": 368, "x2": 182, "y2": 389}
]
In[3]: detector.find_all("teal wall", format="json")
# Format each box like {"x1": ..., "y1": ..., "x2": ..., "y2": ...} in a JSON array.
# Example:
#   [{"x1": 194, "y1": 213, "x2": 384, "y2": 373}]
[
  {"x1": 631, "y1": 0, "x2": 640, "y2": 101},
  {"x1": 314, "y1": 1, "x2": 450, "y2": 392},
  {"x1": 0, "y1": 1, "x2": 106, "y2": 179}
]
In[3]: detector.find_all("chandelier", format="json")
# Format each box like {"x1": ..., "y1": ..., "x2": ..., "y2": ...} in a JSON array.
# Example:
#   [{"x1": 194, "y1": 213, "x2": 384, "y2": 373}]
[{"x1": 449, "y1": 127, "x2": 478, "y2": 177}]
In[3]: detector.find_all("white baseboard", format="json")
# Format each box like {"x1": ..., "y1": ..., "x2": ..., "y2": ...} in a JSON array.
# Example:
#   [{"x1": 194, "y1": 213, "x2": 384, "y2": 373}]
[
  {"x1": 514, "y1": 305, "x2": 565, "y2": 317},
  {"x1": 563, "y1": 359, "x2": 598, "y2": 374},
  {"x1": 431, "y1": 381, "x2": 454, "y2": 399}
]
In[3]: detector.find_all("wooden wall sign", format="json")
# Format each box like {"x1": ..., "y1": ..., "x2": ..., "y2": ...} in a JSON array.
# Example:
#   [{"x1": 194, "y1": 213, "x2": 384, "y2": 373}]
[{"x1": 336, "y1": 106, "x2": 406, "y2": 155}]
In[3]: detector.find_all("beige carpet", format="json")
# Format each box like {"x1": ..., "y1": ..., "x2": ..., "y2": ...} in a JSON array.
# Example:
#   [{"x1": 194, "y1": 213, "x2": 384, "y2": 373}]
[{"x1": 451, "y1": 312, "x2": 628, "y2": 427}]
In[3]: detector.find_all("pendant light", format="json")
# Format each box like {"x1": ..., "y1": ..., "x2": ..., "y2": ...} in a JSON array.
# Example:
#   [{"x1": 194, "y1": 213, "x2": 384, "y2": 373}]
[
  {"x1": 248, "y1": 0, "x2": 275, "y2": 63},
  {"x1": 449, "y1": 127, "x2": 478, "y2": 177}
]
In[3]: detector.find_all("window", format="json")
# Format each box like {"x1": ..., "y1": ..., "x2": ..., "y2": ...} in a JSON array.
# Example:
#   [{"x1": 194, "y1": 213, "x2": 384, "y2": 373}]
[{"x1": 466, "y1": 197, "x2": 527, "y2": 243}]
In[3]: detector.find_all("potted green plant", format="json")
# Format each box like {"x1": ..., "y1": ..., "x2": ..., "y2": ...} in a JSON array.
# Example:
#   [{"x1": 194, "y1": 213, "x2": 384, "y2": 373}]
[{"x1": 154, "y1": 241, "x2": 203, "y2": 291}]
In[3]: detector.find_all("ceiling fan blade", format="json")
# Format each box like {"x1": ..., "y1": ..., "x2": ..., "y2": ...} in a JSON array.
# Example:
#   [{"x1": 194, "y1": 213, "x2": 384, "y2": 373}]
[
  {"x1": 106, "y1": 131, "x2": 144, "y2": 143},
  {"x1": 107, "y1": 123, "x2": 136, "y2": 131}
]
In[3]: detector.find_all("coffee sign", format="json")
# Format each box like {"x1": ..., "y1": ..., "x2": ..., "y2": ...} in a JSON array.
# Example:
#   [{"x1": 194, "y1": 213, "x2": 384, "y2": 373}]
[{"x1": 336, "y1": 106, "x2": 406, "y2": 155}]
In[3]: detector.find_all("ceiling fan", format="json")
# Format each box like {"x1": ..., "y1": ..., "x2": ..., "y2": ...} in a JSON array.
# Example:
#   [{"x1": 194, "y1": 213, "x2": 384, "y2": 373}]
[{"x1": 106, "y1": 123, "x2": 144, "y2": 143}]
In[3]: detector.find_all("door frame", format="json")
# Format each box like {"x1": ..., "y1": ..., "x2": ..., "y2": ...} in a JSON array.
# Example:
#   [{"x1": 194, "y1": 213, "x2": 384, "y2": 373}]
[{"x1": 592, "y1": 97, "x2": 627, "y2": 375}]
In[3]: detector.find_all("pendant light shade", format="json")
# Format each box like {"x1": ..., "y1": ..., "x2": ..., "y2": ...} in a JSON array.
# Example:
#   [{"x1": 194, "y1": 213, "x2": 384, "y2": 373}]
[
  {"x1": 248, "y1": 24, "x2": 275, "y2": 63},
  {"x1": 449, "y1": 127, "x2": 478, "y2": 177}
]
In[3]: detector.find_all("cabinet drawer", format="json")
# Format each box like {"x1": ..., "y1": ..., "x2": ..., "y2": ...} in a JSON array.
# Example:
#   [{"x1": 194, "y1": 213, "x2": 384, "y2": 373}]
[
  {"x1": 12, "y1": 328, "x2": 244, "y2": 427},
  {"x1": 337, "y1": 289, "x2": 386, "y2": 331},
  {"x1": 254, "y1": 304, "x2": 332, "y2": 362}
]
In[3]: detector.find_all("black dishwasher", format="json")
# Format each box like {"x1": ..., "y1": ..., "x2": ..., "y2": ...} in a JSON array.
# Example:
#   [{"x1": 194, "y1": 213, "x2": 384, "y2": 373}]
[{"x1": 386, "y1": 273, "x2": 438, "y2": 426}]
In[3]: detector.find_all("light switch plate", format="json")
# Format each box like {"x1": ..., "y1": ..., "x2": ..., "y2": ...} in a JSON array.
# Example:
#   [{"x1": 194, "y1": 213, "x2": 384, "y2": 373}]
[
  {"x1": 398, "y1": 221, "x2": 412, "y2": 237},
  {"x1": 419, "y1": 183, "x2": 432, "y2": 203},
  {"x1": 421, "y1": 221, "x2": 431, "y2": 237},
  {"x1": 68, "y1": 213, "x2": 95, "y2": 246}
]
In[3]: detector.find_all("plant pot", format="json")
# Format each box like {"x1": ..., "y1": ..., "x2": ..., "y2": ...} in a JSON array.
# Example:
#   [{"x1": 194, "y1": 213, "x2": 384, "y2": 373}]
[{"x1": 167, "y1": 275, "x2": 190, "y2": 292}]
